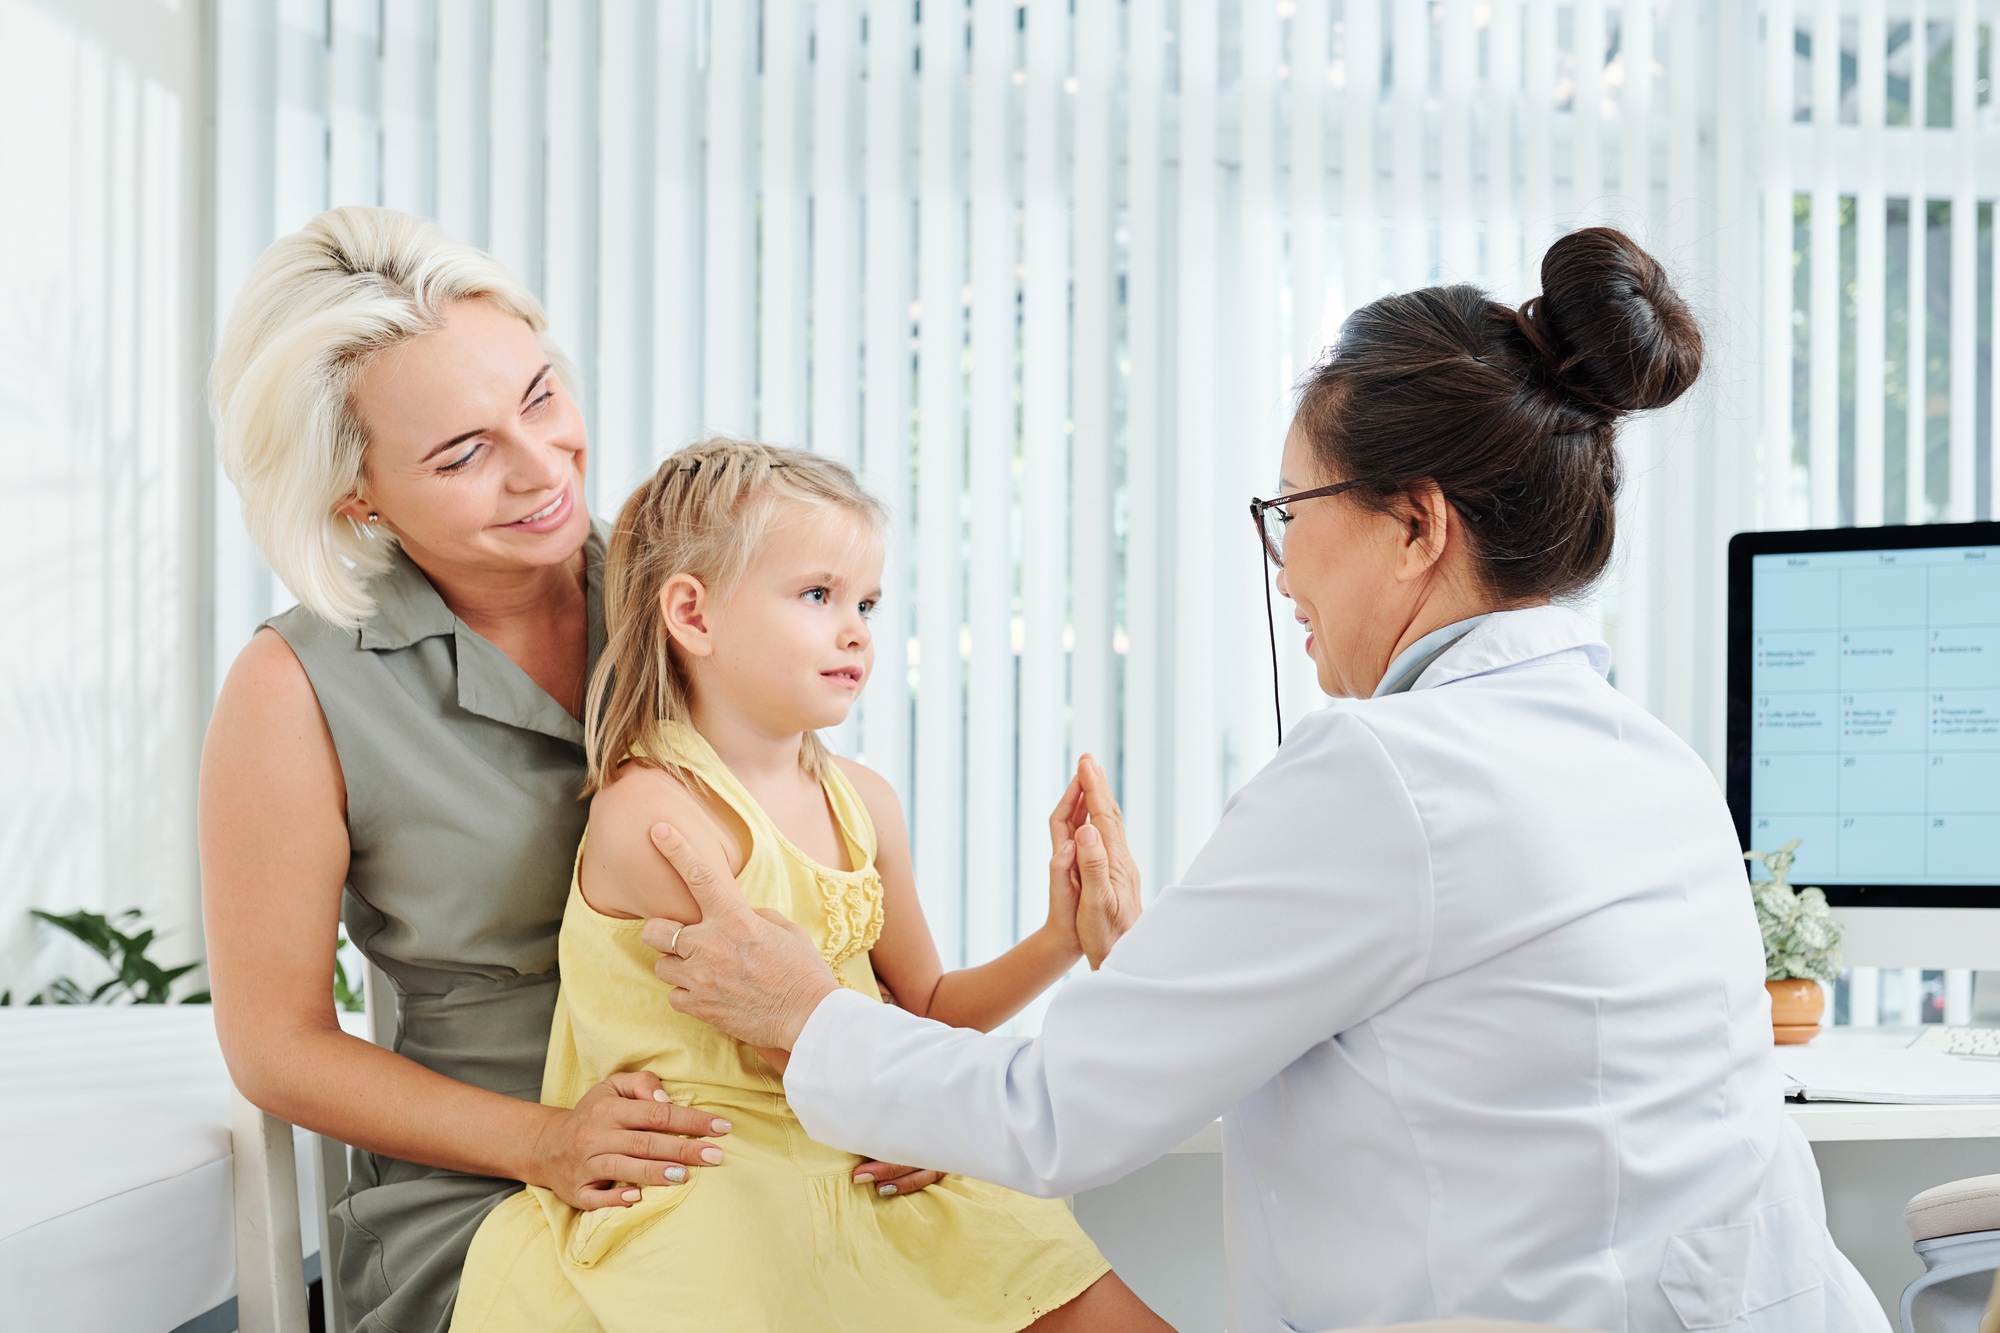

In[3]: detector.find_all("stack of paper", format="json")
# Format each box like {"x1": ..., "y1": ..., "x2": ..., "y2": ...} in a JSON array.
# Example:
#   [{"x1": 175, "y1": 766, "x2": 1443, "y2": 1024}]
[{"x1": 1777, "y1": 1047, "x2": 2000, "y2": 1104}]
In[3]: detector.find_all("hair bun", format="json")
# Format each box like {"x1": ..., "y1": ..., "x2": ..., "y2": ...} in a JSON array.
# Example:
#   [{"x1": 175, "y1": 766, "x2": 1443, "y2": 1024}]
[{"x1": 1517, "y1": 226, "x2": 1702, "y2": 417}]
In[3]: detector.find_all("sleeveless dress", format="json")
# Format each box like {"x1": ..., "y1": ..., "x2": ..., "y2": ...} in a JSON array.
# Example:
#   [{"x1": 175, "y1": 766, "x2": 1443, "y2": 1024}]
[
  {"x1": 265, "y1": 527, "x2": 606, "y2": 1333},
  {"x1": 450, "y1": 721, "x2": 1111, "y2": 1332}
]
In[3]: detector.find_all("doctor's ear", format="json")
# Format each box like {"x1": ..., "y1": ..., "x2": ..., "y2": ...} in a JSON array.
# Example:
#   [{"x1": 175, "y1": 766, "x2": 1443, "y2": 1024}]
[
  {"x1": 660, "y1": 574, "x2": 716, "y2": 657},
  {"x1": 1390, "y1": 482, "x2": 1454, "y2": 581}
]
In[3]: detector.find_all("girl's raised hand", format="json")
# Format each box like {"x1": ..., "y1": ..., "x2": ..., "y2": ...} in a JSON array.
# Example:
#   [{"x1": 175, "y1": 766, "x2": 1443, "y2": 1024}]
[{"x1": 1041, "y1": 768, "x2": 1088, "y2": 956}]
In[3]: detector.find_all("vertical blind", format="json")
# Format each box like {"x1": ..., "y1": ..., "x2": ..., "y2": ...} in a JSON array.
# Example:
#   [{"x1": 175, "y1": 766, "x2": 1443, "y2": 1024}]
[
  {"x1": 205, "y1": 0, "x2": 1991, "y2": 1000},
  {"x1": 0, "y1": 0, "x2": 208, "y2": 996}
]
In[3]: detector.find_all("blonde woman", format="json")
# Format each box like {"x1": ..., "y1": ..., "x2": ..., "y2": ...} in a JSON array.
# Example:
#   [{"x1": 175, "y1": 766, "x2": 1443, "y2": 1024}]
[{"x1": 201, "y1": 207, "x2": 744, "y2": 1331}]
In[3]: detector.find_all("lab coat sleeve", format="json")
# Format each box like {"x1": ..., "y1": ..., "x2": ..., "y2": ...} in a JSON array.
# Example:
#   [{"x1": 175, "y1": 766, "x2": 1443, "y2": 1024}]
[{"x1": 783, "y1": 707, "x2": 1435, "y2": 1197}]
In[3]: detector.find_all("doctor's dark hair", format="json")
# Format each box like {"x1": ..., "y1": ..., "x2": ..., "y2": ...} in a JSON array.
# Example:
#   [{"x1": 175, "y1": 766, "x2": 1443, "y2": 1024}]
[{"x1": 1292, "y1": 226, "x2": 1702, "y2": 602}]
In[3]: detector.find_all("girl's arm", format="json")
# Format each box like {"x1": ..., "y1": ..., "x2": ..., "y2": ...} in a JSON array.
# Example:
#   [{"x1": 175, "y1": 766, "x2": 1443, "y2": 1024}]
[
  {"x1": 839, "y1": 759, "x2": 1085, "y2": 1034},
  {"x1": 202, "y1": 631, "x2": 727, "y2": 1210}
]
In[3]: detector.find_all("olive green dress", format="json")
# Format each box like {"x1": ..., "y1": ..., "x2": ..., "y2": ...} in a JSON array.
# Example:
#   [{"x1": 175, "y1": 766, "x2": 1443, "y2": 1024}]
[{"x1": 266, "y1": 526, "x2": 605, "y2": 1333}]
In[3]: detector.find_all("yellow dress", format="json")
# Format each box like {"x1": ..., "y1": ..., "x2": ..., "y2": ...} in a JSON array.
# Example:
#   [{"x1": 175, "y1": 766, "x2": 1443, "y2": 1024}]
[{"x1": 450, "y1": 722, "x2": 1110, "y2": 1333}]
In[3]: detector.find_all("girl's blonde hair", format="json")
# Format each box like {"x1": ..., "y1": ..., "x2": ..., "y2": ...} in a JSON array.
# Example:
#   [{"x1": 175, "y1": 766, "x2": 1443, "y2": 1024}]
[
  {"x1": 210, "y1": 205, "x2": 573, "y2": 627},
  {"x1": 584, "y1": 439, "x2": 888, "y2": 795}
]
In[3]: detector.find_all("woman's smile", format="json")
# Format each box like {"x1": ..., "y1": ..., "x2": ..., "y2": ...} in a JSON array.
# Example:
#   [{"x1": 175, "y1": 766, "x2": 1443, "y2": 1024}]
[{"x1": 500, "y1": 480, "x2": 576, "y2": 533}]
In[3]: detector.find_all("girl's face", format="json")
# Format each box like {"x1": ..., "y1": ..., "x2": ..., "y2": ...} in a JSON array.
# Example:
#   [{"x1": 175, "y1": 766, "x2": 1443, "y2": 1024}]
[
  {"x1": 672, "y1": 502, "x2": 883, "y2": 737},
  {"x1": 345, "y1": 298, "x2": 591, "y2": 579},
  {"x1": 1273, "y1": 425, "x2": 1426, "y2": 698}
]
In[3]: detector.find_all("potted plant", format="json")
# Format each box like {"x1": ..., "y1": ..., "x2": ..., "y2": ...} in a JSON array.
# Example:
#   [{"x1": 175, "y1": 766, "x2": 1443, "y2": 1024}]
[{"x1": 1745, "y1": 839, "x2": 1842, "y2": 1044}]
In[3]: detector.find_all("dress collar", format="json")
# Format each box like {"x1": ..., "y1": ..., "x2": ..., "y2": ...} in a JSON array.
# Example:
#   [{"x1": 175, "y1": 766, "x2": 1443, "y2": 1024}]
[{"x1": 354, "y1": 524, "x2": 607, "y2": 746}]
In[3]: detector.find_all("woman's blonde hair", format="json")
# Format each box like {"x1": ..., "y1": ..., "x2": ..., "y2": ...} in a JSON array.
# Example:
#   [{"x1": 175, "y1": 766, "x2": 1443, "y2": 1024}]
[
  {"x1": 209, "y1": 205, "x2": 573, "y2": 627},
  {"x1": 585, "y1": 438, "x2": 887, "y2": 795}
]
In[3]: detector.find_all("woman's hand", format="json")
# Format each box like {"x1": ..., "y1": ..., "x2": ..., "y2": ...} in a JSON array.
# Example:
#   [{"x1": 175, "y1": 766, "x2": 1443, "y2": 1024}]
[
  {"x1": 852, "y1": 1159, "x2": 947, "y2": 1198},
  {"x1": 1070, "y1": 755, "x2": 1143, "y2": 969},
  {"x1": 529, "y1": 1070, "x2": 732, "y2": 1210},
  {"x1": 642, "y1": 822, "x2": 843, "y2": 1051}
]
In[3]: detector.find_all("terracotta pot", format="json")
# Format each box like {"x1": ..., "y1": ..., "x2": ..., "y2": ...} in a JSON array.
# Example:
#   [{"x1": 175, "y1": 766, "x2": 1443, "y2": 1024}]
[{"x1": 1767, "y1": 978, "x2": 1825, "y2": 1045}]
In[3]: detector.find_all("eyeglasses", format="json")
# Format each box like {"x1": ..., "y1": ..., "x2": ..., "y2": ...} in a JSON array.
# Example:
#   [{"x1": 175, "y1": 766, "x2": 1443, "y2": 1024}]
[
  {"x1": 1247, "y1": 480, "x2": 1371, "y2": 747},
  {"x1": 1247, "y1": 480, "x2": 1371, "y2": 569}
]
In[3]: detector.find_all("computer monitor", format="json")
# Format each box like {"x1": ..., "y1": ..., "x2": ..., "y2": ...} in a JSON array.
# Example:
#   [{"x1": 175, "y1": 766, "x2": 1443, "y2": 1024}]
[{"x1": 1727, "y1": 521, "x2": 2000, "y2": 968}]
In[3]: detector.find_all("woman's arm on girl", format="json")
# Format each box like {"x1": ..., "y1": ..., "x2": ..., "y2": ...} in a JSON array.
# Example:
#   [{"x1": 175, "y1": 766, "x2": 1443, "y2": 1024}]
[{"x1": 201, "y1": 631, "x2": 728, "y2": 1210}]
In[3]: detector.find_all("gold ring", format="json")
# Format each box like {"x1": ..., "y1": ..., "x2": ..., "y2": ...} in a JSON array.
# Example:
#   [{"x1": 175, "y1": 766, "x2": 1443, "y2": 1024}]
[{"x1": 669, "y1": 925, "x2": 688, "y2": 957}]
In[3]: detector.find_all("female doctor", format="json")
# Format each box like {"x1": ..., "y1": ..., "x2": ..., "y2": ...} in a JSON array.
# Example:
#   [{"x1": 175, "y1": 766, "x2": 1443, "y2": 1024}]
[{"x1": 637, "y1": 228, "x2": 1887, "y2": 1333}]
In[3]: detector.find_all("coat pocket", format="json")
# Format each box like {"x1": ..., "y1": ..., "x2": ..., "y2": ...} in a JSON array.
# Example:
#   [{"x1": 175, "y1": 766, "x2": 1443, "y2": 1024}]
[
  {"x1": 538, "y1": 1172, "x2": 702, "y2": 1270},
  {"x1": 1657, "y1": 1198, "x2": 1826, "y2": 1329},
  {"x1": 1658, "y1": 1221, "x2": 1753, "y2": 1329}
]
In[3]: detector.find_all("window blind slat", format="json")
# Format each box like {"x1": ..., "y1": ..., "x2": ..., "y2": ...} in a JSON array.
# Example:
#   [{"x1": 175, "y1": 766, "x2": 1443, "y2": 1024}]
[
  {"x1": 1521, "y1": 0, "x2": 1555, "y2": 260},
  {"x1": 858, "y1": 0, "x2": 913, "y2": 798},
  {"x1": 1341, "y1": 0, "x2": 1380, "y2": 320},
  {"x1": 379, "y1": 0, "x2": 433, "y2": 216},
  {"x1": 1070, "y1": 0, "x2": 1118, "y2": 774},
  {"x1": 1439, "y1": 0, "x2": 1475, "y2": 282},
  {"x1": 811, "y1": 0, "x2": 861, "y2": 468},
  {"x1": 1289, "y1": 0, "x2": 1328, "y2": 369},
  {"x1": 1949, "y1": 0, "x2": 1978, "y2": 521},
  {"x1": 489, "y1": 0, "x2": 546, "y2": 295},
  {"x1": 1017, "y1": 0, "x2": 1071, "y2": 937},
  {"x1": 760, "y1": 0, "x2": 809, "y2": 445},
  {"x1": 1762, "y1": 0, "x2": 1795, "y2": 525},
  {"x1": 433, "y1": 0, "x2": 488, "y2": 247},
  {"x1": 915, "y1": 0, "x2": 968, "y2": 960},
  {"x1": 649, "y1": 2, "x2": 702, "y2": 458},
  {"x1": 1486, "y1": 0, "x2": 1523, "y2": 298},
  {"x1": 1855, "y1": 0, "x2": 1888, "y2": 529},
  {"x1": 1172, "y1": 0, "x2": 1222, "y2": 876},
  {"x1": 703, "y1": 0, "x2": 756, "y2": 436},
  {"x1": 1572, "y1": 0, "x2": 1605, "y2": 229},
  {"x1": 1124, "y1": 0, "x2": 1168, "y2": 891},
  {"x1": 546, "y1": 0, "x2": 599, "y2": 453},
  {"x1": 594, "y1": 0, "x2": 653, "y2": 509},
  {"x1": 1809, "y1": 0, "x2": 1839, "y2": 526},
  {"x1": 1390, "y1": 0, "x2": 1426, "y2": 290},
  {"x1": 965, "y1": 0, "x2": 1016, "y2": 964}
]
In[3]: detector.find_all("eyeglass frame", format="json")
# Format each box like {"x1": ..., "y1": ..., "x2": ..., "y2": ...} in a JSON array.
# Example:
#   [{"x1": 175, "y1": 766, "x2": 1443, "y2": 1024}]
[
  {"x1": 1246, "y1": 479, "x2": 1376, "y2": 569},
  {"x1": 1247, "y1": 480, "x2": 1374, "y2": 749}
]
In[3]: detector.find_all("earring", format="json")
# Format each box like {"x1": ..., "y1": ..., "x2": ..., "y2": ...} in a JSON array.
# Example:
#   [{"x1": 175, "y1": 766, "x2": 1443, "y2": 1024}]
[{"x1": 366, "y1": 514, "x2": 380, "y2": 524}]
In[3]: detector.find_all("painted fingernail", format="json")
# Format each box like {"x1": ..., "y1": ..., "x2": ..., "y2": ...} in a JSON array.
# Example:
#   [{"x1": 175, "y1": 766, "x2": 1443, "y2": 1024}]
[
  {"x1": 709, "y1": 1118, "x2": 732, "y2": 1133},
  {"x1": 854, "y1": 1173, "x2": 874, "y2": 1184},
  {"x1": 653, "y1": 1090, "x2": 670, "y2": 1102},
  {"x1": 621, "y1": 1188, "x2": 641, "y2": 1201},
  {"x1": 665, "y1": 1165, "x2": 687, "y2": 1182},
  {"x1": 877, "y1": 1183, "x2": 898, "y2": 1196},
  {"x1": 700, "y1": 1146, "x2": 724, "y2": 1164}
]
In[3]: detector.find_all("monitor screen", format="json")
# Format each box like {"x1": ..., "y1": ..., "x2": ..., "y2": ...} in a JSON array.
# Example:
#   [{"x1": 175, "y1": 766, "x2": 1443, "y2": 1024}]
[{"x1": 1728, "y1": 522, "x2": 2000, "y2": 907}]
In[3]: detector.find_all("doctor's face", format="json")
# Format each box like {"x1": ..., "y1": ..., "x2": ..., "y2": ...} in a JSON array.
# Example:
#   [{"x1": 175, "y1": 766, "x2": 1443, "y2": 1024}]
[{"x1": 1272, "y1": 427, "x2": 1429, "y2": 699}]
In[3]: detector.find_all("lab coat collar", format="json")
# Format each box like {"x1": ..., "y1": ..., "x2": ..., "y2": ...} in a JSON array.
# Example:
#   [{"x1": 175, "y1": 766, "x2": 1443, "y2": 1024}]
[{"x1": 1407, "y1": 604, "x2": 1611, "y2": 692}]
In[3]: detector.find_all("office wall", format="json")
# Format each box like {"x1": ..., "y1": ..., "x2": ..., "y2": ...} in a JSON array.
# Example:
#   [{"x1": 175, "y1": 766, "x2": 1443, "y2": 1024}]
[{"x1": 0, "y1": 0, "x2": 210, "y2": 999}]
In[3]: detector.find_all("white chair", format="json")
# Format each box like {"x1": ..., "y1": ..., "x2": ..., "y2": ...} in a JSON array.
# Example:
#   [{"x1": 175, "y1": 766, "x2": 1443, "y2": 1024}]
[
  {"x1": 230, "y1": 961, "x2": 396, "y2": 1333},
  {"x1": 1900, "y1": 1175, "x2": 2000, "y2": 1333}
]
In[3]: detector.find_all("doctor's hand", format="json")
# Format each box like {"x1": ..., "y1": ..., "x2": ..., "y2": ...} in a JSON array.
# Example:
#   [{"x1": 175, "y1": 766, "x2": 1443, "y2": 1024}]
[
  {"x1": 1066, "y1": 755, "x2": 1144, "y2": 969},
  {"x1": 641, "y1": 822, "x2": 842, "y2": 1052}
]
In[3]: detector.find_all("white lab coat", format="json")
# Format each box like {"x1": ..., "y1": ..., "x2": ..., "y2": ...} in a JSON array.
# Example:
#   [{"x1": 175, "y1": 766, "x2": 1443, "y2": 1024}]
[{"x1": 784, "y1": 606, "x2": 1887, "y2": 1332}]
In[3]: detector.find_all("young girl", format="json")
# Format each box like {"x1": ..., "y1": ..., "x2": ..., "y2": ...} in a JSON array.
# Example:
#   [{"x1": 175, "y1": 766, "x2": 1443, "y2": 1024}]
[{"x1": 451, "y1": 440, "x2": 1165, "y2": 1331}]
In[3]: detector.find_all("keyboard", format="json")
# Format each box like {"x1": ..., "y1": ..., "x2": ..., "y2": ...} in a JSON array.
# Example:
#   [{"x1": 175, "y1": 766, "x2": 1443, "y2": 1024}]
[{"x1": 1910, "y1": 1027, "x2": 2000, "y2": 1060}]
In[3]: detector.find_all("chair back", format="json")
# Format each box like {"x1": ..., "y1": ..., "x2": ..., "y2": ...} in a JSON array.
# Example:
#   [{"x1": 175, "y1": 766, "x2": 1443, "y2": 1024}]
[{"x1": 230, "y1": 959, "x2": 395, "y2": 1333}]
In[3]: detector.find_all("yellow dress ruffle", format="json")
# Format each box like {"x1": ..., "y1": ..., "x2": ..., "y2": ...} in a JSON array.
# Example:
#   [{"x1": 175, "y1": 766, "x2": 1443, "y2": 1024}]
[{"x1": 450, "y1": 722, "x2": 1109, "y2": 1332}]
